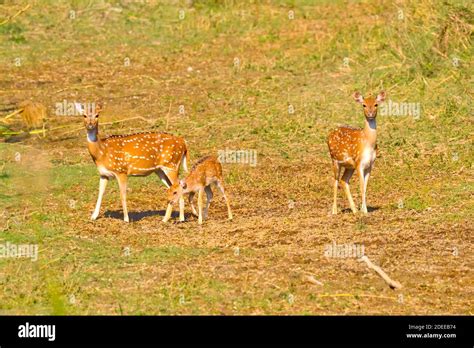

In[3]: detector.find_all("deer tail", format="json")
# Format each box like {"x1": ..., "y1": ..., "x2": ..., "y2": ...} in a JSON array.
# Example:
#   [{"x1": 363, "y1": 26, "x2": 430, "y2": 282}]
[{"x1": 182, "y1": 141, "x2": 190, "y2": 173}]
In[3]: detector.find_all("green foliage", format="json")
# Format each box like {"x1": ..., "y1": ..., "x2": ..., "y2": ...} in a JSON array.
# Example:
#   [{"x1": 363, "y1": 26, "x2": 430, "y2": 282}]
[{"x1": 0, "y1": 22, "x2": 26, "y2": 43}]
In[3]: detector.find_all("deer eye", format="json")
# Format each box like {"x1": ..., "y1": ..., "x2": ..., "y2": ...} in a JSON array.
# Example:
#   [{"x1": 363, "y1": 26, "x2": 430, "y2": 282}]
[
  {"x1": 173, "y1": 191, "x2": 177, "y2": 195},
  {"x1": 374, "y1": 104, "x2": 378, "y2": 107},
  {"x1": 363, "y1": 104, "x2": 367, "y2": 107}
]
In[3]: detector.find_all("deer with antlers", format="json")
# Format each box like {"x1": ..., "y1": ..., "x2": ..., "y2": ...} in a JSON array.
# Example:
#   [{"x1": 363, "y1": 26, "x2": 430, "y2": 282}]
[
  {"x1": 80, "y1": 103, "x2": 189, "y2": 223},
  {"x1": 166, "y1": 156, "x2": 232, "y2": 224},
  {"x1": 327, "y1": 91, "x2": 386, "y2": 215}
]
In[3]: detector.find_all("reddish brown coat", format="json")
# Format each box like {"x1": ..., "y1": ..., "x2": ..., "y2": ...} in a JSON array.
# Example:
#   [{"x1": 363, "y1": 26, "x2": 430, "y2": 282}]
[
  {"x1": 90, "y1": 132, "x2": 189, "y2": 176},
  {"x1": 167, "y1": 155, "x2": 232, "y2": 224},
  {"x1": 327, "y1": 91, "x2": 386, "y2": 215}
]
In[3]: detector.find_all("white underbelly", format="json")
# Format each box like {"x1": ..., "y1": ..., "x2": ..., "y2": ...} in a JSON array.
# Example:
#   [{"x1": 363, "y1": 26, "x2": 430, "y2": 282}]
[
  {"x1": 97, "y1": 165, "x2": 116, "y2": 178},
  {"x1": 360, "y1": 148, "x2": 376, "y2": 169}
]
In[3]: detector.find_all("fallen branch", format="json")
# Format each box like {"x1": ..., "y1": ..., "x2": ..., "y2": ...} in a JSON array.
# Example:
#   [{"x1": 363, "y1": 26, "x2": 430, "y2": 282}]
[
  {"x1": 101, "y1": 116, "x2": 155, "y2": 126},
  {"x1": 165, "y1": 100, "x2": 172, "y2": 131},
  {"x1": 1, "y1": 108, "x2": 24, "y2": 121},
  {"x1": 0, "y1": 128, "x2": 45, "y2": 136},
  {"x1": 54, "y1": 84, "x2": 96, "y2": 94},
  {"x1": 303, "y1": 275, "x2": 324, "y2": 286},
  {"x1": 58, "y1": 116, "x2": 155, "y2": 136},
  {"x1": 131, "y1": 75, "x2": 159, "y2": 83},
  {"x1": 359, "y1": 255, "x2": 402, "y2": 290},
  {"x1": 1, "y1": 124, "x2": 85, "y2": 137},
  {"x1": 0, "y1": 4, "x2": 31, "y2": 26},
  {"x1": 318, "y1": 293, "x2": 397, "y2": 301}
]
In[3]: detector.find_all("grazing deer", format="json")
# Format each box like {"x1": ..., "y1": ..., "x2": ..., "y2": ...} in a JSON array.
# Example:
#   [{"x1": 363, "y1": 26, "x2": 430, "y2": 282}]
[
  {"x1": 327, "y1": 91, "x2": 386, "y2": 214},
  {"x1": 79, "y1": 103, "x2": 189, "y2": 223},
  {"x1": 166, "y1": 156, "x2": 232, "y2": 224}
]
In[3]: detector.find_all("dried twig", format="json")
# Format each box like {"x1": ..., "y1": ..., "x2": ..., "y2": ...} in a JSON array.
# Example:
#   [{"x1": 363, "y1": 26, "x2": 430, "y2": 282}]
[
  {"x1": 54, "y1": 85, "x2": 95, "y2": 94},
  {"x1": 165, "y1": 101, "x2": 172, "y2": 131},
  {"x1": 359, "y1": 255, "x2": 402, "y2": 290},
  {"x1": 58, "y1": 116, "x2": 155, "y2": 136},
  {"x1": 131, "y1": 75, "x2": 159, "y2": 84},
  {"x1": 303, "y1": 275, "x2": 324, "y2": 286},
  {"x1": 1, "y1": 108, "x2": 24, "y2": 121},
  {"x1": 0, "y1": 4, "x2": 31, "y2": 26},
  {"x1": 318, "y1": 293, "x2": 398, "y2": 301},
  {"x1": 0, "y1": 129, "x2": 45, "y2": 136}
]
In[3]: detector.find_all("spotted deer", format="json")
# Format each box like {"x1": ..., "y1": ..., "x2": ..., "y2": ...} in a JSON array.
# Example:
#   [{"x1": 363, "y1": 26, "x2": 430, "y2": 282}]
[
  {"x1": 166, "y1": 156, "x2": 232, "y2": 224},
  {"x1": 327, "y1": 91, "x2": 386, "y2": 214},
  {"x1": 79, "y1": 103, "x2": 189, "y2": 223}
]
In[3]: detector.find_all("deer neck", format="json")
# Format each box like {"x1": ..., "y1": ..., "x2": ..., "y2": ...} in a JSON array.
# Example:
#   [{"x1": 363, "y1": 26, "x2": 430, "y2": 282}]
[
  {"x1": 363, "y1": 117, "x2": 377, "y2": 148},
  {"x1": 86, "y1": 127, "x2": 104, "y2": 162}
]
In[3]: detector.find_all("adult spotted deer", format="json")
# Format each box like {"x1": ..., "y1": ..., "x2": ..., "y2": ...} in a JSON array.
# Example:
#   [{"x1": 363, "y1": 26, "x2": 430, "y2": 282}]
[
  {"x1": 327, "y1": 91, "x2": 386, "y2": 214},
  {"x1": 79, "y1": 103, "x2": 189, "y2": 222},
  {"x1": 166, "y1": 156, "x2": 232, "y2": 224}
]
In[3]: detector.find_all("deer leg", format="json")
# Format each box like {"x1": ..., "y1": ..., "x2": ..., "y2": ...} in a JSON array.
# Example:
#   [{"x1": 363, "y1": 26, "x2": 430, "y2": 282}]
[
  {"x1": 341, "y1": 168, "x2": 357, "y2": 213},
  {"x1": 331, "y1": 161, "x2": 341, "y2": 215},
  {"x1": 178, "y1": 194, "x2": 185, "y2": 222},
  {"x1": 171, "y1": 172, "x2": 185, "y2": 222},
  {"x1": 162, "y1": 170, "x2": 178, "y2": 223},
  {"x1": 359, "y1": 166, "x2": 371, "y2": 214},
  {"x1": 198, "y1": 188, "x2": 204, "y2": 225},
  {"x1": 364, "y1": 167, "x2": 371, "y2": 211},
  {"x1": 216, "y1": 180, "x2": 233, "y2": 220},
  {"x1": 116, "y1": 174, "x2": 129, "y2": 222},
  {"x1": 163, "y1": 204, "x2": 172, "y2": 222},
  {"x1": 91, "y1": 176, "x2": 108, "y2": 220},
  {"x1": 157, "y1": 169, "x2": 172, "y2": 222},
  {"x1": 188, "y1": 192, "x2": 198, "y2": 217},
  {"x1": 204, "y1": 185, "x2": 213, "y2": 219}
]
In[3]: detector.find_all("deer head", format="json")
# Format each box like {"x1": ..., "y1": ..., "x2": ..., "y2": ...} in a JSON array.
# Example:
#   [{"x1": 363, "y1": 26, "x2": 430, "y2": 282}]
[
  {"x1": 167, "y1": 179, "x2": 188, "y2": 205},
  {"x1": 353, "y1": 91, "x2": 386, "y2": 119},
  {"x1": 76, "y1": 102, "x2": 102, "y2": 130}
]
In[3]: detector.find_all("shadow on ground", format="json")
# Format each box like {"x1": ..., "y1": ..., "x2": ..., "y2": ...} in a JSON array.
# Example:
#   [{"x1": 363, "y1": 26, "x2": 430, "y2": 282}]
[{"x1": 104, "y1": 209, "x2": 194, "y2": 222}]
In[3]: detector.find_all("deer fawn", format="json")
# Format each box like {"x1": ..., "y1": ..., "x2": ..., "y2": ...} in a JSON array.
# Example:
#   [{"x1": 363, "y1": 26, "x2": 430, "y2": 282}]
[
  {"x1": 166, "y1": 156, "x2": 232, "y2": 224},
  {"x1": 327, "y1": 91, "x2": 386, "y2": 215},
  {"x1": 79, "y1": 103, "x2": 189, "y2": 223}
]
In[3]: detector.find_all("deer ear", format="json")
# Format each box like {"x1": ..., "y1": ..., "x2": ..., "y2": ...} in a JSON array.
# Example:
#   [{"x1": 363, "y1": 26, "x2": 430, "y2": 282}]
[
  {"x1": 376, "y1": 91, "x2": 386, "y2": 103},
  {"x1": 94, "y1": 103, "x2": 102, "y2": 115},
  {"x1": 353, "y1": 92, "x2": 364, "y2": 104}
]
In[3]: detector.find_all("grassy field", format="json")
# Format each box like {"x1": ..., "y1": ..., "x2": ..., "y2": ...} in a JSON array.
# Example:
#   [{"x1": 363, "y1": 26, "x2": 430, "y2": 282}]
[{"x1": 0, "y1": 0, "x2": 472, "y2": 315}]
